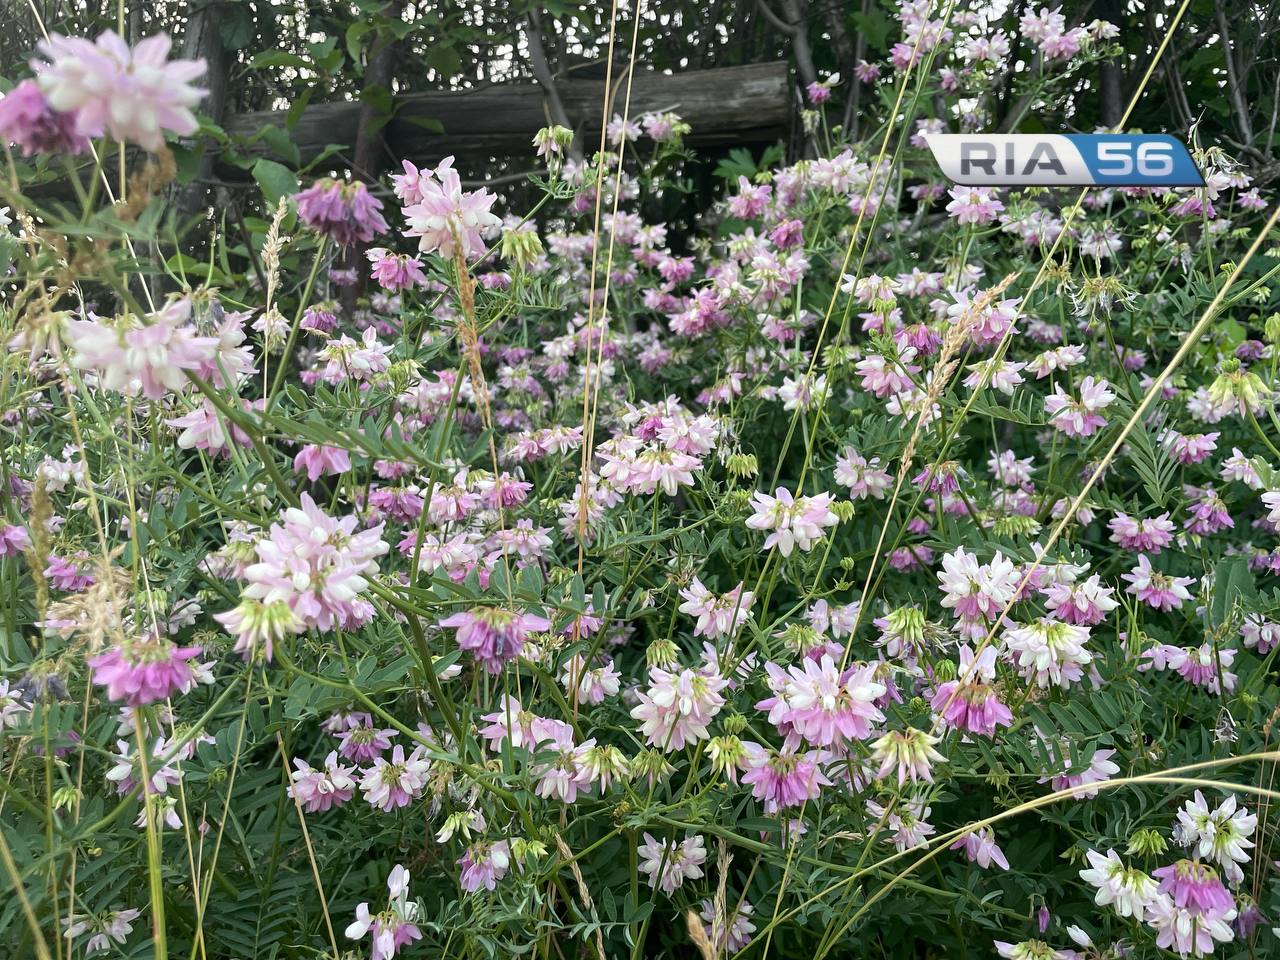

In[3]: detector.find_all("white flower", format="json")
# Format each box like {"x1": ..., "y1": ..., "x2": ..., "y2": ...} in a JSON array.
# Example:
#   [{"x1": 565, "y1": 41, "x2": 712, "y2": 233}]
[
  {"x1": 1078, "y1": 848, "x2": 1158, "y2": 918},
  {"x1": 1173, "y1": 790, "x2": 1256, "y2": 884},
  {"x1": 1003, "y1": 618, "x2": 1093, "y2": 688}
]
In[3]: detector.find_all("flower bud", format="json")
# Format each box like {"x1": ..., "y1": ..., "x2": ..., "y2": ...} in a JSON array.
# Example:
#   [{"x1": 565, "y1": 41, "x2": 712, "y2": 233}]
[
  {"x1": 1126, "y1": 827, "x2": 1167, "y2": 857},
  {"x1": 646, "y1": 638, "x2": 679, "y2": 669},
  {"x1": 725, "y1": 453, "x2": 758, "y2": 479}
]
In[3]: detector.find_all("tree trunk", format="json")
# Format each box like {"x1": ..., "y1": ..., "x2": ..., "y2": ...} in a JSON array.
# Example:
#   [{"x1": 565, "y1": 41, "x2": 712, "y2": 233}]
[
  {"x1": 523, "y1": 9, "x2": 583, "y2": 160},
  {"x1": 346, "y1": 2, "x2": 406, "y2": 313},
  {"x1": 221, "y1": 63, "x2": 791, "y2": 174},
  {"x1": 174, "y1": 1, "x2": 230, "y2": 232}
]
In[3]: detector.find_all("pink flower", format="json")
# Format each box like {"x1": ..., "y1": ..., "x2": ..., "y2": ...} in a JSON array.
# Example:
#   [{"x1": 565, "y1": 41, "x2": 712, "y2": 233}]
[
  {"x1": 950, "y1": 828, "x2": 1011, "y2": 870},
  {"x1": 930, "y1": 645, "x2": 1013, "y2": 736},
  {"x1": 44, "y1": 554, "x2": 95, "y2": 591},
  {"x1": 630, "y1": 665, "x2": 728, "y2": 751},
  {"x1": 300, "y1": 302, "x2": 339, "y2": 334},
  {"x1": 1183, "y1": 489, "x2": 1233, "y2": 535},
  {"x1": 34, "y1": 31, "x2": 205, "y2": 151},
  {"x1": 438, "y1": 606, "x2": 551, "y2": 674},
  {"x1": 242, "y1": 494, "x2": 387, "y2": 632},
  {"x1": 359, "y1": 744, "x2": 430, "y2": 811},
  {"x1": 336, "y1": 717, "x2": 397, "y2": 763},
  {"x1": 63, "y1": 907, "x2": 141, "y2": 956},
  {"x1": 696, "y1": 898, "x2": 756, "y2": 954},
  {"x1": 936, "y1": 546, "x2": 1019, "y2": 625},
  {"x1": 67, "y1": 298, "x2": 217, "y2": 401},
  {"x1": 1046, "y1": 747, "x2": 1120, "y2": 798},
  {"x1": 0, "y1": 79, "x2": 88, "y2": 155},
  {"x1": 1042, "y1": 574, "x2": 1119, "y2": 626},
  {"x1": 728, "y1": 176, "x2": 772, "y2": 218},
  {"x1": 854, "y1": 60, "x2": 881, "y2": 83},
  {"x1": 559, "y1": 655, "x2": 621, "y2": 705},
  {"x1": 1241, "y1": 614, "x2": 1279, "y2": 654},
  {"x1": 1045, "y1": 376, "x2": 1114, "y2": 438},
  {"x1": 871, "y1": 727, "x2": 945, "y2": 785},
  {"x1": 1153, "y1": 860, "x2": 1234, "y2": 914},
  {"x1": 741, "y1": 748, "x2": 831, "y2": 813},
  {"x1": 458, "y1": 840, "x2": 511, "y2": 892},
  {"x1": 0, "y1": 524, "x2": 32, "y2": 557},
  {"x1": 293, "y1": 444, "x2": 352, "y2": 481},
  {"x1": 1108, "y1": 512, "x2": 1176, "y2": 553},
  {"x1": 756, "y1": 656, "x2": 885, "y2": 748},
  {"x1": 637, "y1": 833, "x2": 706, "y2": 894},
  {"x1": 945, "y1": 187, "x2": 1004, "y2": 224},
  {"x1": 346, "y1": 865, "x2": 422, "y2": 960},
  {"x1": 213, "y1": 597, "x2": 301, "y2": 662},
  {"x1": 1145, "y1": 894, "x2": 1236, "y2": 957},
  {"x1": 677, "y1": 577, "x2": 754, "y2": 639},
  {"x1": 288, "y1": 751, "x2": 356, "y2": 813},
  {"x1": 402, "y1": 156, "x2": 502, "y2": 259},
  {"x1": 1003, "y1": 618, "x2": 1093, "y2": 689},
  {"x1": 745, "y1": 487, "x2": 839, "y2": 556},
  {"x1": 1122, "y1": 555, "x2": 1194, "y2": 611},
  {"x1": 367, "y1": 248, "x2": 427, "y2": 291},
  {"x1": 88, "y1": 636, "x2": 202, "y2": 706},
  {"x1": 294, "y1": 178, "x2": 388, "y2": 246}
]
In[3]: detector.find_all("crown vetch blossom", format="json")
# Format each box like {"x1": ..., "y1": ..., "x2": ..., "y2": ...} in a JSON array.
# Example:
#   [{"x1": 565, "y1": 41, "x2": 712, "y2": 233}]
[
  {"x1": 64, "y1": 907, "x2": 141, "y2": 956},
  {"x1": 1003, "y1": 618, "x2": 1094, "y2": 689},
  {"x1": 1046, "y1": 746, "x2": 1120, "y2": 799},
  {"x1": 367, "y1": 247, "x2": 427, "y2": 291},
  {"x1": 402, "y1": 156, "x2": 502, "y2": 259},
  {"x1": 212, "y1": 597, "x2": 301, "y2": 662},
  {"x1": 931, "y1": 645, "x2": 1013, "y2": 736},
  {"x1": 241, "y1": 494, "x2": 387, "y2": 633},
  {"x1": 1079, "y1": 848, "x2": 1159, "y2": 918},
  {"x1": 697, "y1": 897, "x2": 756, "y2": 954},
  {"x1": 1144, "y1": 893, "x2": 1236, "y2": 958},
  {"x1": 1042, "y1": 574, "x2": 1119, "y2": 626},
  {"x1": 871, "y1": 726, "x2": 945, "y2": 785},
  {"x1": 1122, "y1": 555, "x2": 1195, "y2": 611},
  {"x1": 295, "y1": 178, "x2": 389, "y2": 246},
  {"x1": 293, "y1": 444, "x2": 352, "y2": 482},
  {"x1": 458, "y1": 839, "x2": 512, "y2": 892},
  {"x1": 0, "y1": 78, "x2": 89, "y2": 155},
  {"x1": 438, "y1": 606, "x2": 552, "y2": 674},
  {"x1": 1173, "y1": 790, "x2": 1256, "y2": 885},
  {"x1": 359, "y1": 744, "x2": 431, "y2": 812},
  {"x1": 677, "y1": 577, "x2": 755, "y2": 639},
  {"x1": 741, "y1": 747, "x2": 832, "y2": 812},
  {"x1": 346, "y1": 865, "x2": 422, "y2": 960},
  {"x1": 630, "y1": 665, "x2": 728, "y2": 751},
  {"x1": 1108, "y1": 511, "x2": 1177, "y2": 553},
  {"x1": 67, "y1": 299, "x2": 218, "y2": 401},
  {"x1": 637, "y1": 833, "x2": 707, "y2": 894},
  {"x1": 87, "y1": 635, "x2": 202, "y2": 706},
  {"x1": 756, "y1": 655, "x2": 885, "y2": 748},
  {"x1": 34, "y1": 31, "x2": 205, "y2": 151},
  {"x1": 1153, "y1": 859, "x2": 1234, "y2": 913},
  {"x1": 745, "y1": 487, "x2": 839, "y2": 556},
  {"x1": 289, "y1": 751, "x2": 357, "y2": 813},
  {"x1": 950, "y1": 828, "x2": 1011, "y2": 870},
  {"x1": 1044, "y1": 376, "x2": 1114, "y2": 438}
]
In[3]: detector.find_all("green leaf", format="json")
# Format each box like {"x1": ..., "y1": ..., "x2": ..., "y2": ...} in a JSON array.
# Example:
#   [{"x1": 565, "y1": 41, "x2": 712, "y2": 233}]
[
  {"x1": 346, "y1": 21, "x2": 375, "y2": 64},
  {"x1": 259, "y1": 124, "x2": 300, "y2": 166},
  {"x1": 1211, "y1": 556, "x2": 1257, "y2": 627},
  {"x1": 248, "y1": 51, "x2": 310, "y2": 71},
  {"x1": 286, "y1": 85, "x2": 315, "y2": 131},
  {"x1": 252, "y1": 157, "x2": 298, "y2": 205},
  {"x1": 426, "y1": 44, "x2": 461, "y2": 77}
]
